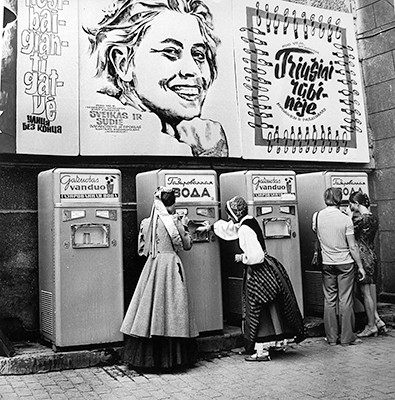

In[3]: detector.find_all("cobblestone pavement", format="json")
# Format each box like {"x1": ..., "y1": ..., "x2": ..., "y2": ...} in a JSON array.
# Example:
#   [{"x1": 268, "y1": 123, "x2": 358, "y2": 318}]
[{"x1": 0, "y1": 330, "x2": 394, "y2": 400}]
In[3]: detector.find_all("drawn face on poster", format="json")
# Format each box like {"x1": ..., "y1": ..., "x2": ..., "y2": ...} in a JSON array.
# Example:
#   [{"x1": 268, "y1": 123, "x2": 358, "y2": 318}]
[
  {"x1": 83, "y1": 0, "x2": 229, "y2": 157},
  {"x1": 0, "y1": 0, "x2": 17, "y2": 146}
]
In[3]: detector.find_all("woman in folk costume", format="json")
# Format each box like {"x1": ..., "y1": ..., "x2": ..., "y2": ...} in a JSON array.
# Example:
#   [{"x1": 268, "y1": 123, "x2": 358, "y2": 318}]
[
  {"x1": 201, "y1": 196, "x2": 305, "y2": 361},
  {"x1": 120, "y1": 187, "x2": 198, "y2": 370}
]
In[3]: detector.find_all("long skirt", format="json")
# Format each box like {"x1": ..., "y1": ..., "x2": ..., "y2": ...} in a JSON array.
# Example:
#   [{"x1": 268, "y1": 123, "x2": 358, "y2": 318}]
[
  {"x1": 122, "y1": 335, "x2": 198, "y2": 371},
  {"x1": 242, "y1": 255, "x2": 306, "y2": 351}
]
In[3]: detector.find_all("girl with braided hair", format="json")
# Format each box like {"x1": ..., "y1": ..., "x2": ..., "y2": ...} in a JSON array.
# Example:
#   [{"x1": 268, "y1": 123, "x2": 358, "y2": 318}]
[{"x1": 200, "y1": 196, "x2": 305, "y2": 361}]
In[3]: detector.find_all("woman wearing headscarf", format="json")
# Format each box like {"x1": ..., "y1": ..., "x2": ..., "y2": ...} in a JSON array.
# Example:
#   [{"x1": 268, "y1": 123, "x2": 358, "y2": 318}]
[
  {"x1": 120, "y1": 187, "x2": 198, "y2": 371},
  {"x1": 200, "y1": 196, "x2": 305, "y2": 361}
]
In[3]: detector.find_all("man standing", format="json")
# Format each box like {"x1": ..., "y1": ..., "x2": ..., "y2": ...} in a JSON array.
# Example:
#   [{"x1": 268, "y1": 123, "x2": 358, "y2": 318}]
[{"x1": 313, "y1": 187, "x2": 366, "y2": 346}]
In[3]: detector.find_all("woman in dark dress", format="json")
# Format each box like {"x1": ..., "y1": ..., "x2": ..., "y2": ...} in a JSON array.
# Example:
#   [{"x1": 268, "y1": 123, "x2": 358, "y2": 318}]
[
  {"x1": 349, "y1": 191, "x2": 387, "y2": 337},
  {"x1": 120, "y1": 187, "x2": 198, "y2": 371},
  {"x1": 200, "y1": 196, "x2": 306, "y2": 361}
]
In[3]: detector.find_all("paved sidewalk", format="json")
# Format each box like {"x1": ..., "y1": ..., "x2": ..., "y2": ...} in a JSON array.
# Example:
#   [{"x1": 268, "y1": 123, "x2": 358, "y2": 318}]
[{"x1": 0, "y1": 328, "x2": 394, "y2": 400}]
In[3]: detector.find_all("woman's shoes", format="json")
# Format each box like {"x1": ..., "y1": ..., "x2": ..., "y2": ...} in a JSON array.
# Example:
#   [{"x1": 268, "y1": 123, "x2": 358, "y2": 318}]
[
  {"x1": 244, "y1": 352, "x2": 271, "y2": 362},
  {"x1": 357, "y1": 325, "x2": 378, "y2": 338},
  {"x1": 273, "y1": 340, "x2": 288, "y2": 352},
  {"x1": 376, "y1": 319, "x2": 388, "y2": 334}
]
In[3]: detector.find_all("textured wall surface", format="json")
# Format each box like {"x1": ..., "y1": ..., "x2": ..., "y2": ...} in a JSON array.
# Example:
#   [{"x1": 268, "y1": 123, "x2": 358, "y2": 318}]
[{"x1": 355, "y1": 0, "x2": 395, "y2": 300}]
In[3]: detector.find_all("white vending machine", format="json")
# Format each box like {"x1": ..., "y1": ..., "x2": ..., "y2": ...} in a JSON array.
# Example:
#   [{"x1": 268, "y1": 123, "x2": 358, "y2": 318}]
[
  {"x1": 136, "y1": 169, "x2": 223, "y2": 333},
  {"x1": 38, "y1": 169, "x2": 124, "y2": 349},
  {"x1": 220, "y1": 170, "x2": 303, "y2": 322},
  {"x1": 297, "y1": 171, "x2": 369, "y2": 315}
]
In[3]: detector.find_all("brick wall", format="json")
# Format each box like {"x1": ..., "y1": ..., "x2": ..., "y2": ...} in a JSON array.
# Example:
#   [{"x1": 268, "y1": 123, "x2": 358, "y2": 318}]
[{"x1": 355, "y1": 0, "x2": 395, "y2": 301}]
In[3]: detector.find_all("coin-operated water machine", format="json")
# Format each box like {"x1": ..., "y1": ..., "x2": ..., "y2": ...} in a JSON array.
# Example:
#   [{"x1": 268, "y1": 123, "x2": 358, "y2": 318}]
[
  {"x1": 297, "y1": 171, "x2": 369, "y2": 315},
  {"x1": 38, "y1": 168, "x2": 124, "y2": 349},
  {"x1": 136, "y1": 169, "x2": 223, "y2": 333},
  {"x1": 219, "y1": 170, "x2": 303, "y2": 323}
]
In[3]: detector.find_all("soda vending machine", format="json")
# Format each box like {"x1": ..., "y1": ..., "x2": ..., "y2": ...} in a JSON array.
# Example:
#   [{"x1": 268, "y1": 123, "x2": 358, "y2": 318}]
[
  {"x1": 297, "y1": 171, "x2": 369, "y2": 315},
  {"x1": 38, "y1": 168, "x2": 124, "y2": 349},
  {"x1": 136, "y1": 169, "x2": 223, "y2": 333},
  {"x1": 219, "y1": 170, "x2": 303, "y2": 323}
]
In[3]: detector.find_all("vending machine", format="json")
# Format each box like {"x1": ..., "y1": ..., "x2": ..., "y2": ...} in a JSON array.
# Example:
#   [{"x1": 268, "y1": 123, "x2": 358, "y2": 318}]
[
  {"x1": 38, "y1": 168, "x2": 124, "y2": 349},
  {"x1": 136, "y1": 169, "x2": 223, "y2": 333},
  {"x1": 219, "y1": 170, "x2": 303, "y2": 322},
  {"x1": 297, "y1": 171, "x2": 369, "y2": 315}
]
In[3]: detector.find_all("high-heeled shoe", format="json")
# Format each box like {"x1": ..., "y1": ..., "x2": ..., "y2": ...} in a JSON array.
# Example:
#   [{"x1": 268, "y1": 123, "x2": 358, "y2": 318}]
[
  {"x1": 376, "y1": 319, "x2": 388, "y2": 334},
  {"x1": 357, "y1": 325, "x2": 378, "y2": 338}
]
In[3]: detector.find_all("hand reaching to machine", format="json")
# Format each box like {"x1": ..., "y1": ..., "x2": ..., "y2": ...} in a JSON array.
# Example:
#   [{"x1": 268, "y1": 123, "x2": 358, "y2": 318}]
[
  {"x1": 196, "y1": 220, "x2": 211, "y2": 233},
  {"x1": 181, "y1": 214, "x2": 189, "y2": 227},
  {"x1": 234, "y1": 254, "x2": 243, "y2": 263}
]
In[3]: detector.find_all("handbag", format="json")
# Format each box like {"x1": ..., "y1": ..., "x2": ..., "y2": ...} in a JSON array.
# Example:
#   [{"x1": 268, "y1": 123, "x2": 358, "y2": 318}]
[{"x1": 311, "y1": 211, "x2": 323, "y2": 270}]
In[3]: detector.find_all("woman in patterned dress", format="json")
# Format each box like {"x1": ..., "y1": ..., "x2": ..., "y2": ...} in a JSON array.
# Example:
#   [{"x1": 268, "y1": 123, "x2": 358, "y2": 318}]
[
  {"x1": 120, "y1": 187, "x2": 198, "y2": 370},
  {"x1": 349, "y1": 191, "x2": 387, "y2": 337},
  {"x1": 199, "y1": 196, "x2": 306, "y2": 361}
]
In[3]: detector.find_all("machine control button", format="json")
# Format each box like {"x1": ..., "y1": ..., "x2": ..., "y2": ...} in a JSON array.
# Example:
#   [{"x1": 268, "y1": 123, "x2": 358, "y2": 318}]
[
  {"x1": 111, "y1": 239, "x2": 117, "y2": 247},
  {"x1": 292, "y1": 232, "x2": 297, "y2": 238},
  {"x1": 63, "y1": 241, "x2": 70, "y2": 249}
]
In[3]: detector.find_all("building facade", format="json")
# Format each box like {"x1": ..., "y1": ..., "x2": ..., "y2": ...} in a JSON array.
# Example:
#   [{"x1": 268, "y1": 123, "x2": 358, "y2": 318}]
[{"x1": 0, "y1": 0, "x2": 394, "y2": 340}]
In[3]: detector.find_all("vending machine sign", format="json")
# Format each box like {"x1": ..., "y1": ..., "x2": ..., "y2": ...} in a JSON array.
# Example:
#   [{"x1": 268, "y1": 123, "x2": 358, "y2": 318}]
[
  {"x1": 59, "y1": 172, "x2": 120, "y2": 200},
  {"x1": 164, "y1": 174, "x2": 217, "y2": 203},
  {"x1": 252, "y1": 174, "x2": 296, "y2": 201},
  {"x1": 330, "y1": 174, "x2": 368, "y2": 198}
]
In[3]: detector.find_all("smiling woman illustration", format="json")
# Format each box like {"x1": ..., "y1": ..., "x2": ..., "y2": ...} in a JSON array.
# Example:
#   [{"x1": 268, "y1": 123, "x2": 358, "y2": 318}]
[{"x1": 84, "y1": 0, "x2": 229, "y2": 157}]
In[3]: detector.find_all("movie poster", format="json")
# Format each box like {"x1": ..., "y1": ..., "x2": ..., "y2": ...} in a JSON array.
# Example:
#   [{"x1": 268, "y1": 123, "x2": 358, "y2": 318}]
[
  {"x1": 79, "y1": 0, "x2": 241, "y2": 158},
  {"x1": 0, "y1": 0, "x2": 17, "y2": 153},
  {"x1": 16, "y1": 0, "x2": 79, "y2": 155},
  {"x1": 233, "y1": 0, "x2": 369, "y2": 162}
]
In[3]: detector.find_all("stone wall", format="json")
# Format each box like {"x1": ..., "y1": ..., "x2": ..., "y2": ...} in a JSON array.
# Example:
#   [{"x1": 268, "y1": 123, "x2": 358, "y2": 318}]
[{"x1": 355, "y1": 0, "x2": 395, "y2": 301}]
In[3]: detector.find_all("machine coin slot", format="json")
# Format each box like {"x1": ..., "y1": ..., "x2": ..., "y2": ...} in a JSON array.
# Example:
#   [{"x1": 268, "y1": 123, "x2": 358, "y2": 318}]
[
  {"x1": 280, "y1": 205, "x2": 295, "y2": 215},
  {"x1": 256, "y1": 206, "x2": 273, "y2": 216},
  {"x1": 96, "y1": 209, "x2": 117, "y2": 220},
  {"x1": 262, "y1": 217, "x2": 291, "y2": 239},
  {"x1": 63, "y1": 210, "x2": 86, "y2": 222},
  {"x1": 196, "y1": 207, "x2": 215, "y2": 218},
  {"x1": 71, "y1": 223, "x2": 110, "y2": 248}
]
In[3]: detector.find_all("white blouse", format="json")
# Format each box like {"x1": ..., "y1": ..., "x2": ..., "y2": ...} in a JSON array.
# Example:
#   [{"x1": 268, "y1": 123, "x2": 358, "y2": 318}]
[{"x1": 214, "y1": 216, "x2": 265, "y2": 265}]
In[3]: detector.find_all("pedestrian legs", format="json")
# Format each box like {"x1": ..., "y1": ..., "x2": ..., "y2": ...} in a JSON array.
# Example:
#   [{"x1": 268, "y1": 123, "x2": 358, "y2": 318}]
[
  {"x1": 337, "y1": 262, "x2": 356, "y2": 344},
  {"x1": 322, "y1": 264, "x2": 339, "y2": 344}
]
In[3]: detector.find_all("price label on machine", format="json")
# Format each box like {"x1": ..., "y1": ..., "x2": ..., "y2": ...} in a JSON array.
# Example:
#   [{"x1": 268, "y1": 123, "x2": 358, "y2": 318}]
[
  {"x1": 330, "y1": 175, "x2": 368, "y2": 198},
  {"x1": 164, "y1": 174, "x2": 217, "y2": 203},
  {"x1": 59, "y1": 172, "x2": 120, "y2": 201},
  {"x1": 251, "y1": 174, "x2": 296, "y2": 201}
]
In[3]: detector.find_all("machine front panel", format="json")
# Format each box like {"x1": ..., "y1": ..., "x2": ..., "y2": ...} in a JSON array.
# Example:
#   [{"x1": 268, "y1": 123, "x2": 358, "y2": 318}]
[
  {"x1": 137, "y1": 169, "x2": 223, "y2": 334},
  {"x1": 54, "y1": 207, "x2": 123, "y2": 346}
]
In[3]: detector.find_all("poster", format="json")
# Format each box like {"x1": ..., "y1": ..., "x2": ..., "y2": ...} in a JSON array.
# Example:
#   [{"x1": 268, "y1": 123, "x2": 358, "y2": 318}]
[
  {"x1": 0, "y1": 0, "x2": 17, "y2": 153},
  {"x1": 79, "y1": 0, "x2": 241, "y2": 157},
  {"x1": 233, "y1": 0, "x2": 369, "y2": 162},
  {"x1": 16, "y1": 0, "x2": 79, "y2": 155}
]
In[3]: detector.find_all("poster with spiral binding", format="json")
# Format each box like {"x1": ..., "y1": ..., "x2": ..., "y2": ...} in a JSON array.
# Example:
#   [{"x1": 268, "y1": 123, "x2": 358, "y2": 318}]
[{"x1": 233, "y1": 0, "x2": 369, "y2": 162}]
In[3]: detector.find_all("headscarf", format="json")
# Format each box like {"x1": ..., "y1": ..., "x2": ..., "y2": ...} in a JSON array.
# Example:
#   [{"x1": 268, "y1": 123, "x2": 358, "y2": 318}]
[
  {"x1": 142, "y1": 186, "x2": 183, "y2": 258},
  {"x1": 226, "y1": 196, "x2": 248, "y2": 222}
]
